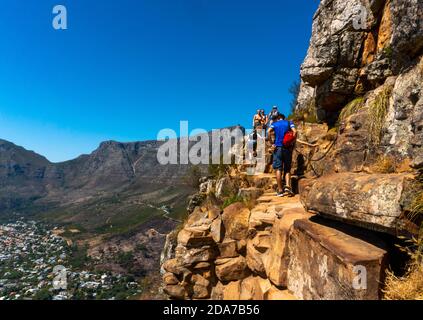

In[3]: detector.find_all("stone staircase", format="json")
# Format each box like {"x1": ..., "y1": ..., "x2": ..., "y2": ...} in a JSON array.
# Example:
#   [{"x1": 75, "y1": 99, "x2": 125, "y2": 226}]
[{"x1": 162, "y1": 162, "x2": 419, "y2": 300}]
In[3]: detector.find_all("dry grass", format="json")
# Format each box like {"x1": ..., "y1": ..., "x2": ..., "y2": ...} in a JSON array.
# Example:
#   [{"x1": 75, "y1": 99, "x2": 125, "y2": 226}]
[
  {"x1": 338, "y1": 96, "x2": 365, "y2": 122},
  {"x1": 384, "y1": 172, "x2": 423, "y2": 300},
  {"x1": 368, "y1": 85, "x2": 393, "y2": 147},
  {"x1": 409, "y1": 191, "x2": 423, "y2": 222},
  {"x1": 371, "y1": 155, "x2": 398, "y2": 173},
  {"x1": 384, "y1": 263, "x2": 423, "y2": 300}
]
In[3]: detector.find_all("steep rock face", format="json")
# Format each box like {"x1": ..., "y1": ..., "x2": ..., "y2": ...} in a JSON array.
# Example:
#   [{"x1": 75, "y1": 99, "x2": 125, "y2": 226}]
[
  {"x1": 298, "y1": 0, "x2": 423, "y2": 122},
  {"x1": 383, "y1": 57, "x2": 423, "y2": 168}
]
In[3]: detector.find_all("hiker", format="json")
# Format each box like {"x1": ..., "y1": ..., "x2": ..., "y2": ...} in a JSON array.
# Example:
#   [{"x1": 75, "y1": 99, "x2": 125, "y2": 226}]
[
  {"x1": 268, "y1": 112, "x2": 297, "y2": 197},
  {"x1": 260, "y1": 109, "x2": 268, "y2": 135},
  {"x1": 252, "y1": 109, "x2": 265, "y2": 130},
  {"x1": 252, "y1": 109, "x2": 266, "y2": 156},
  {"x1": 267, "y1": 106, "x2": 279, "y2": 126}
]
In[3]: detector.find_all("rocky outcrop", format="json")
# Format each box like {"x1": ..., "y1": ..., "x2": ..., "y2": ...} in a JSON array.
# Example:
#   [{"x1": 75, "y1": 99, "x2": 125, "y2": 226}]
[
  {"x1": 298, "y1": 0, "x2": 423, "y2": 123},
  {"x1": 301, "y1": 173, "x2": 419, "y2": 235},
  {"x1": 287, "y1": 218, "x2": 388, "y2": 300}
]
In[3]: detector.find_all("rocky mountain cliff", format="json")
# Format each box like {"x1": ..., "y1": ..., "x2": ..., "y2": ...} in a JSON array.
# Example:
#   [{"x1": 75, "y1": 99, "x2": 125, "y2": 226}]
[{"x1": 161, "y1": 0, "x2": 423, "y2": 300}]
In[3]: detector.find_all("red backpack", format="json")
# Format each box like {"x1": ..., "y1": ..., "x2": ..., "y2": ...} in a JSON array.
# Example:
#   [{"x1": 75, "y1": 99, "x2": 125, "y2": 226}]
[{"x1": 283, "y1": 122, "x2": 296, "y2": 147}]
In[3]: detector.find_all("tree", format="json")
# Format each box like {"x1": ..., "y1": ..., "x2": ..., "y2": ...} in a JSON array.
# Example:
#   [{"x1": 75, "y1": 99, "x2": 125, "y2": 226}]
[{"x1": 289, "y1": 80, "x2": 301, "y2": 115}]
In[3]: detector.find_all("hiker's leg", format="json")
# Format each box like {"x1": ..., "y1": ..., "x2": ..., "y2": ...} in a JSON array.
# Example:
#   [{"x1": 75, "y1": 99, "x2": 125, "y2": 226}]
[
  {"x1": 276, "y1": 169, "x2": 283, "y2": 193},
  {"x1": 272, "y1": 148, "x2": 283, "y2": 193},
  {"x1": 284, "y1": 171, "x2": 292, "y2": 189},
  {"x1": 282, "y1": 148, "x2": 293, "y2": 191}
]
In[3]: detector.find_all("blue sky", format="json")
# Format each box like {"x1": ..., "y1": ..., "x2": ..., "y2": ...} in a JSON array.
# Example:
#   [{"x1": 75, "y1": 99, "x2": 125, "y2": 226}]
[{"x1": 0, "y1": 0, "x2": 319, "y2": 162}]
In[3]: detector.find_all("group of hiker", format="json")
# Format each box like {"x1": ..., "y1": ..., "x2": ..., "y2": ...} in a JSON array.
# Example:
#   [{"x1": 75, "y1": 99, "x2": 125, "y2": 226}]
[{"x1": 252, "y1": 106, "x2": 297, "y2": 198}]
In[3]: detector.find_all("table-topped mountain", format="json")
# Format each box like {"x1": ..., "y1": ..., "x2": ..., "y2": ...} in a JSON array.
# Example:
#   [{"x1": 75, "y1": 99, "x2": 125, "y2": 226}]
[{"x1": 0, "y1": 138, "x2": 193, "y2": 215}]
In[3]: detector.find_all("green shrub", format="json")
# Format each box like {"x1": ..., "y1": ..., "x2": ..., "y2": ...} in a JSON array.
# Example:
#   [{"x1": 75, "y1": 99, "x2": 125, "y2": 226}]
[
  {"x1": 34, "y1": 289, "x2": 53, "y2": 300},
  {"x1": 222, "y1": 195, "x2": 243, "y2": 209},
  {"x1": 338, "y1": 96, "x2": 365, "y2": 123}
]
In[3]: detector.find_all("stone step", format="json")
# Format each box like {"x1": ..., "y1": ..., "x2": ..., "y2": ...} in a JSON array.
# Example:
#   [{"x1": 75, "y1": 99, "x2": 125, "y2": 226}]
[
  {"x1": 215, "y1": 276, "x2": 297, "y2": 300},
  {"x1": 237, "y1": 187, "x2": 264, "y2": 201},
  {"x1": 300, "y1": 173, "x2": 418, "y2": 235},
  {"x1": 287, "y1": 217, "x2": 388, "y2": 300}
]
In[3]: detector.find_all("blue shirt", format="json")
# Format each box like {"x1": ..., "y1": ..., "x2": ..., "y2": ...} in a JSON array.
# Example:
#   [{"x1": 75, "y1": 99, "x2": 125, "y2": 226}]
[{"x1": 270, "y1": 120, "x2": 295, "y2": 147}]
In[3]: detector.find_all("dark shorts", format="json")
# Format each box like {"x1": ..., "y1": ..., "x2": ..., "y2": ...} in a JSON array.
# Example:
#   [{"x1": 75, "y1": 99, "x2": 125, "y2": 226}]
[{"x1": 272, "y1": 147, "x2": 292, "y2": 173}]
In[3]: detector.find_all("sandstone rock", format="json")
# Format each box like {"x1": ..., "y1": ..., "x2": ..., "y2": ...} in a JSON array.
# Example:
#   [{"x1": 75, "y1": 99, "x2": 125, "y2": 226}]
[
  {"x1": 215, "y1": 256, "x2": 251, "y2": 282},
  {"x1": 211, "y1": 281, "x2": 225, "y2": 300},
  {"x1": 264, "y1": 208, "x2": 313, "y2": 287},
  {"x1": 240, "y1": 276, "x2": 264, "y2": 300},
  {"x1": 302, "y1": 172, "x2": 418, "y2": 234},
  {"x1": 249, "y1": 211, "x2": 275, "y2": 230},
  {"x1": 287, "y1": 218, "x2": 388, "y2": 300},
  {"x1": 363, "y1": 57, "x2": 393, "y2": 86},
  {"x1": 264, "y1": 286, "x2": 297, "y2": 300},
  {"x1": 187, "y1": 193, "x2": 206, "y2": 213},
  {"x1": 177, "y1": 227, "x2": 214, "y2": 247},
  {"x1": 389, "y1": 0, "x2": 423, "y2": 58},
  {"x1": 252, "y1": 231, "x2": 271, "y2": 252},
  {"x1": 163, "y1": 258, "x2": 188, "y2": 276},
  {"x1": 208, "y1": 207, "x2": 221, "y2": 220},
  {"x1": 222, "y1": 203, "x2": 251, "y2": 240},
  {"x1": 236, "y1": 239, "x2": 247, "y2": 255},
  {"x1": 175, "y1": 245, "x2": 217, "y2": 266},
  {"x1": 163, "y1": 272, "x2": 179, "y2": 285},
  {"x1": 296, "y1": 0, "x2": 422, "y2": 123},
  {"x1": 164, "y1": 284, "x2": 187, "y2": 300},
  {"x1": 246, "y1": 238, "x2": 267, "y2": 277},
  {"x1": 192, "y1": 274, "x2": 211, "y2": 299},
  {"x1": 383, "y1": 56, "x2": 423, "y2": 169},
  {"x1": 187, "y1": 207, "x2": 209, "y2": 226},
  {"x1": 223, "y1": 280, "x2": 242, "y2": 300},
  {"x1": 192, "y1": 262, "x2": 211, "y2": 270},
  {"x1": 237, "y1": 187, "x2": 264, "y2": 201},
  {"x1": 218, "y1": 240, "x2": 239, "y2": 259},
  {"x1": 216, "y1": 177, "x2": 236, "y2": 199},
  {"x1": 210, "y1": 216, "x2": 224, "y2": 243}
]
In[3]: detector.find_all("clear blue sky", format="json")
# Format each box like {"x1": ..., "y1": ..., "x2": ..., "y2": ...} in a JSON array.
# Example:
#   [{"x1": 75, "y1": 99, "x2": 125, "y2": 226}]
[{"x1": 0, "y1": 0, "x2": 319, "y2": 162}]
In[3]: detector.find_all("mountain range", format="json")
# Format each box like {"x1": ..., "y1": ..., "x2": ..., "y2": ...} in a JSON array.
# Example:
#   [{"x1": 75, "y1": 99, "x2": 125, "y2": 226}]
[{"x1": 0, "y1": 137, "x2": 198, "y2": 233}]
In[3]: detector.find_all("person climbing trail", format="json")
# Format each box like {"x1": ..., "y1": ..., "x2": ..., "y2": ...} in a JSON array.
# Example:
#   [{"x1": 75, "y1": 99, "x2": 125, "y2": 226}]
[
  {"x1": 260, "y1": 109, "x2": 268, "y2": 134},
  {"x1": 252, "y1": 109, "x2": 267, "y2": 156},
  {"x1": 253, "y1": 109, "x2": 265, "y2": 130},
  {"x1": 267, "y1": 106, "x2": 279, "y2": 126},
  {"x1": 268, "y1": 112, "x2": 297, "y2": 197}
]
